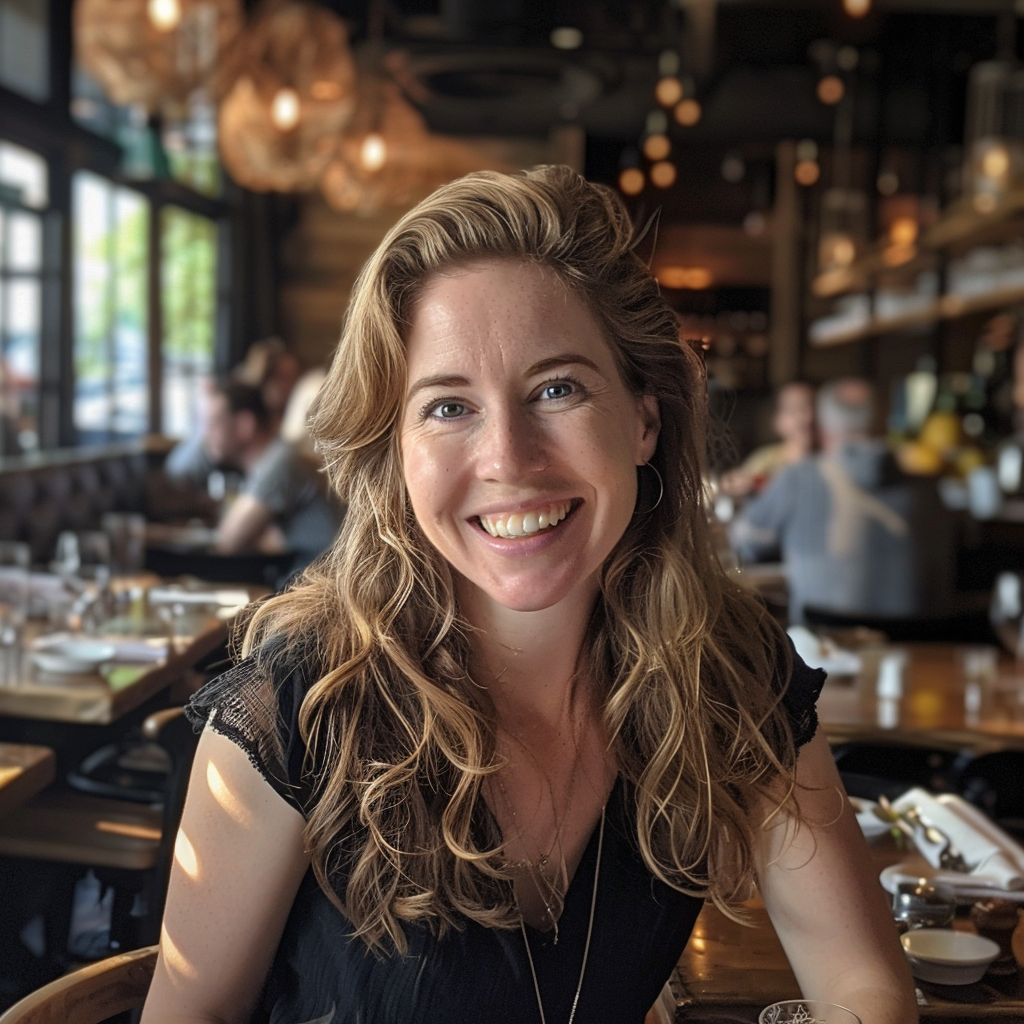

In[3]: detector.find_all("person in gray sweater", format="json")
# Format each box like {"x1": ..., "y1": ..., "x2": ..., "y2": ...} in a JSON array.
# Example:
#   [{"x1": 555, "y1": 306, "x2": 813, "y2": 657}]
[{"x1": 729, "y1": 377, "x2": 955, "y2": 624}]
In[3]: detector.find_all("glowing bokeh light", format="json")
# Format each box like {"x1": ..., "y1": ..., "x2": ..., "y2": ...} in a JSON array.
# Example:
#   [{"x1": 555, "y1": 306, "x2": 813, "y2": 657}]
[
  {"x1": 655, "y1": 76, "x2": 684, "y2": 107},
  {"x1": 650, "y1": 161, "x2": 677, "y2": 188},
  {"x1": 674, "y1": 99, "x2": 702, "y2": 127},
  {"x1": 619, "y1": 167, "x2": 645, "y2": 195},
  {"x1": 270, "y1": 88, "x2": 301, "y2": 131},
  {"x1": 147, "y1": 0, "x2": 182, "y2": 31},
  {"x1": 643, "y1": 134, "x2": 671, "y2": 161}
]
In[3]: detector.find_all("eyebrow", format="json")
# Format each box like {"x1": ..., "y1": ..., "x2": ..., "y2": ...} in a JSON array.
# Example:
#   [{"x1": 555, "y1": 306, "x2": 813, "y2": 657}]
[{"x1": 404, "y1": 353, "x2": 604, "y2": 405}]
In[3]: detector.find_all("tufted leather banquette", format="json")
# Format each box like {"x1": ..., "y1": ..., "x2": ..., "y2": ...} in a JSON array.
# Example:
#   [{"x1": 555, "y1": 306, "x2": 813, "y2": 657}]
[{"x1": 0, "y1": 441, "x2": 204, "y2": 565}]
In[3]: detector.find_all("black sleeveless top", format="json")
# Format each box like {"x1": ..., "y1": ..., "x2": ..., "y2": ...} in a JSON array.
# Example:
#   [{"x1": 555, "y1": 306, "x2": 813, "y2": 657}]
[{"x1": 186, "y1": 644, "x2": 825, "y2": 1024}]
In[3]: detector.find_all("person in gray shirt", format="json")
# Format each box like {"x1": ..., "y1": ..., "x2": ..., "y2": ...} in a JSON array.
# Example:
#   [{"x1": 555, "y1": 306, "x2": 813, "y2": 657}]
[
  {"x1": 729, "y1": 377, "x2": 955, "y2": 624},
  {"x1": 203, "y1": 378, "x2": 343, "y2": 568}
]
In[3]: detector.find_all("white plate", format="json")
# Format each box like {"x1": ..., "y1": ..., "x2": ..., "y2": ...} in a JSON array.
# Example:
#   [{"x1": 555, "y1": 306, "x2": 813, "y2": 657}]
[
  {"x1": 880, "y1": 858, "x2": 1024, "y2": 902},
  {"x1": 31, "y1": 640, "x2": 116, "y2": 675},
  {"x1": 901, "y1": 928, "x2": 1000, "y2": 985}
]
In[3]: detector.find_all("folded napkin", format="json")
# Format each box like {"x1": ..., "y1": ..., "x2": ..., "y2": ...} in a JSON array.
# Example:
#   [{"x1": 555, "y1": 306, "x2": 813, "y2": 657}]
[
  {"x1": 892, "y1": 787, "x2": 1024, "y2": 891},
  {"x1": 786, "y1": 625, "x2": 862, "y2": 675}
]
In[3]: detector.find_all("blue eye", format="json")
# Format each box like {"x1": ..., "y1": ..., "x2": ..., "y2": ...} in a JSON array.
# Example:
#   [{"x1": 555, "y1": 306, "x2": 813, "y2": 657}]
[{"x1": 538, "y1": 376, "x2": 585, "y2": 402}]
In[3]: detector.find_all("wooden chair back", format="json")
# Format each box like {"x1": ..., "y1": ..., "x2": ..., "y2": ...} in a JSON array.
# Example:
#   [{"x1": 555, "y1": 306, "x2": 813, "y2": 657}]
[{"x1": 0, "y1": 945, "x2": 157, "y2": 1024}]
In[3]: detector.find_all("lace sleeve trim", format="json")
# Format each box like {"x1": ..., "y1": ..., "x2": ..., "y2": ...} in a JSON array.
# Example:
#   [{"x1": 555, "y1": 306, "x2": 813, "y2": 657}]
[
  {"x1": 184, "y1": 658, "x2": 306, "y2": 815},
  {"x1": 782, "y1": 649, "x2": 827, "y2": 750}
]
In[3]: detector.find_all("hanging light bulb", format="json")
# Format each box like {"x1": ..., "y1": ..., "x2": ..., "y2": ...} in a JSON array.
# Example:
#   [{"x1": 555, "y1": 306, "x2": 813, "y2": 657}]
[
  {"x1": 147, "y1": 0, "x2": 182, "y2": 30},
  {"x1": 843, "y1": 0, "x2": 871, "y2": 17},
  {"x1": 656, "y1": 77, "x2": 684, "y2": 107},
  {"x1": 360, "y1": 131, "x2": 387, "y2": 172},
  {"x1": 643, "y1": 134, "x2": 671, "y2": 161},
  {"x1": 619, "y1": 167, "x2": 645, "y2": 195},
  {"x1": 650, "y1": 161, "x2": 677, "y2": 188},
  {"x1": 76, "y1": 0, "x2": 242, "y2": 113},
  {"x1": 674, "y1": 98, "x2": 702, "y2": 127},
  {"x1": 817, "y1": 75, "x2": 844, "y2": 105},
  {"x1": 270, "y1": 87, "x2": 301, "y2": 131}
]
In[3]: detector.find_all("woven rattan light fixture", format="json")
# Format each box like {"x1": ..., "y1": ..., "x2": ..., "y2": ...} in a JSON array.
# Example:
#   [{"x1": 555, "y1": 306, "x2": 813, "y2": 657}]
[
  {"x1": 74, "y1": 0, "x2": 242, "y2": 114},
  {"x1": 216, "y1": 0, "x2": 357, "y2": 192},
  {"x1": 320, "y1": 76, "x2": 430, "y2": 214}
]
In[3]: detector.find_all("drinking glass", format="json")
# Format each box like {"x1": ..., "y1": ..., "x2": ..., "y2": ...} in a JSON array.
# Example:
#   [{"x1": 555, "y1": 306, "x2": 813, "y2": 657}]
[
  {"x1": 73, "y1": 531, "x2": 112, "y2": 587},
  {"x1": 101, "y1": 512, "x2": 146, "y2": 576},
  {"x1": 893, "y1": 881, "x2": 956, "y2": 932},
  {"x1": 990, "y1": 572, "x2": 1024, "y2": 658},
  {"x1": 0, "y1": 541, "x2": 31, "y2": 686},
  {"x1": 759, "y1": 1001, "x2": 862, "y2": 1024},
  {"x1": 52, "y1": 531, "x2": 113, "y2": 633}
]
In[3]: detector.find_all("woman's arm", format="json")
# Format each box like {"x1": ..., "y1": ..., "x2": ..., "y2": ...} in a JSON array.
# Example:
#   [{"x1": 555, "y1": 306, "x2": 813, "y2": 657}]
[
  {"x1": 140, "y1": 728, "x2": 311, "y2": 1024},
  {"x1": 752, "y1": 729, "x2": 918, "y2": 1023}
]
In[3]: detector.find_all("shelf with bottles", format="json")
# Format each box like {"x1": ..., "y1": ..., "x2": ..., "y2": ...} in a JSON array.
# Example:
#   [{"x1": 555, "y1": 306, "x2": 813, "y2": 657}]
[
  {"x1": 809, "y1": 280, "x2": 1024, "y2": 348},
  {"x1": 811, "y1": 187, "x2": 1024, "y2": 299},
  {"x1": 807, "y1": 180, "x2": 1024, "y2": 347}
]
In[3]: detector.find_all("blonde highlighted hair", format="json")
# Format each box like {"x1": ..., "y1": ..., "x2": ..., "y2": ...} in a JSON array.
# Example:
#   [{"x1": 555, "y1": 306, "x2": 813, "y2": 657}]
[{"x1": 243, "y1": 165, "x2": 794, "y2": 951}]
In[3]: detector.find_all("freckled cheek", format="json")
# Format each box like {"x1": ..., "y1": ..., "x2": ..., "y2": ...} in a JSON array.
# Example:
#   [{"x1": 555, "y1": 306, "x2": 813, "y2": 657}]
[{"x1": 401, "y1": 449, "x2": 459, "y2": 530}]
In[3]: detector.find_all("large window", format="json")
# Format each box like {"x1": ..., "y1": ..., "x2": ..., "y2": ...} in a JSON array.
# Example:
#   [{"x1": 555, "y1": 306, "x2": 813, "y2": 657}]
[
  {"x1": 0, "y1": 0, "x2": 49, "y2": 103},
  {"x1": 161, "y1": 206, "x2": 217, "y2": 437},
  {"x1": 0, "y1": 140, "x2": 49, "y2": 453},
  {"x1": 2, "y1": 2, "x2": 234, "y2": 451},
  {"x1": 72, "y1": 172, "x2": 149, "y2": 442}
]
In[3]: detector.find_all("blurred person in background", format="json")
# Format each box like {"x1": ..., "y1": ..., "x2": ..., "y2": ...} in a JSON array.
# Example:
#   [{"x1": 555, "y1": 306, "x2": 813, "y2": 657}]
[
  {"x1": 164, "y1": 337, "x2": 304, "y2": 486},
  {"x1": 719, "y1": 380, "x2": 816, "y2": 498},
  {"x1": 730, "y1": 377, "x2": 955, "y2": 625},
  {"x1": 202, "y1": 377, "x2": 342, "y2": 569},
  {"x1": 280, "y1": 365, "x2": 328, "y2": 461}
]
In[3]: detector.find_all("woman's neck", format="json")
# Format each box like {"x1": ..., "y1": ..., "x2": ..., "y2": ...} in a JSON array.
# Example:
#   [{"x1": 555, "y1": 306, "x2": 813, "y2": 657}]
[{"x1": 460, "y1": 590, "x2": 597, "y2": 729}]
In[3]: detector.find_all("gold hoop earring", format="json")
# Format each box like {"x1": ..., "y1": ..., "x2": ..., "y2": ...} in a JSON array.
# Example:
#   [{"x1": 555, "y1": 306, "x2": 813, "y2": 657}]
[{"x1": 635, "y1": 462, "x2": 663, "y2": 515}]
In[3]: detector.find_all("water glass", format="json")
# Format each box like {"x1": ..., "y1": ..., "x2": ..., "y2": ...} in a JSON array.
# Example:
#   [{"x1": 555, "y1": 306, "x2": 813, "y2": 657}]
[
  {"x1": 759, "y1": 1001, "x2": 862, "y2": 1024},
  {"x1": 893, "y1": 881, "x2": 957, "y2": 933},
  {"x1": 990, "y1": 572, "x2": 1024, "y2": 658},
  {"x1": 0, "y1": 541, "x2": 30, "y2": 686},
  {"x1": 53, "y1": 530, "x2": 112, "y2": 587},
  {"x1": 101, "y1": 512, "x2": 146, "y2": 576},
  {"x1": 157, "y1": 599, "x2": 187, "y2": 656}
]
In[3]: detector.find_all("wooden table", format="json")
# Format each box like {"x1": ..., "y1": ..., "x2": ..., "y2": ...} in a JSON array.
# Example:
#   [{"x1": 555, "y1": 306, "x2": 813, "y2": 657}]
[
  {"x1": 671, "y1": 837, "x2": 1024, "y2": 1021},
  {"x1": 0, "y1": 595, "x2": 256, "y2": 726},
  {"x1": 817, "y1": 643, "x2": 1024, "y2": 753},
  {"x1": 0, "y1": 743, "x2": 55, "y2": 818}
]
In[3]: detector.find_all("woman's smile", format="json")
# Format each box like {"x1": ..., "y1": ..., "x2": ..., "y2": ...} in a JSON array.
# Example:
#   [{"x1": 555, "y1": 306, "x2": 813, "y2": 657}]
[{"x1": 475, "y1": 499, "x2": 579, "y2": 539}]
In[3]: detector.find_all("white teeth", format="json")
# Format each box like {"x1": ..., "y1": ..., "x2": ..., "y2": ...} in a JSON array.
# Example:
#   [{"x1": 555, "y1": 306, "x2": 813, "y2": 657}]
[{"x1": 479, "y1": 502, "x2": 571, "y2": 539}]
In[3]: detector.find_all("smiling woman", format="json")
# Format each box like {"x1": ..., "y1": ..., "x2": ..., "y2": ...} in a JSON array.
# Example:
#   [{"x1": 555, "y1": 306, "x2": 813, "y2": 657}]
[{"x1": 140, "y1": 166, "x2": 918, "y2": 1024}]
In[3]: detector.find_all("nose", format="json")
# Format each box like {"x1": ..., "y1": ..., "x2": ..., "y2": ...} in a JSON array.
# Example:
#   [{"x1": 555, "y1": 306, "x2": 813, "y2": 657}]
[{"x1": 475, "y1": 404, "x2": 548, "y2": 481}]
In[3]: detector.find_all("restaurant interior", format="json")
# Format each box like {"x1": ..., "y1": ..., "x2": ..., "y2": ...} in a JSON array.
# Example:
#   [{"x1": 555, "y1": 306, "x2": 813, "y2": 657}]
[{"x1": 7, "y1": 0, "x2": 1024, "y2": 1020}]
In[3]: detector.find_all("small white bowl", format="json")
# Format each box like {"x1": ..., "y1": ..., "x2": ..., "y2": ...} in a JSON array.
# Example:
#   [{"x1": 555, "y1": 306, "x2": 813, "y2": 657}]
[
  {"x1": 901, "y1": 928, "x2": 1001, "y2": 985},
  {"x1": 32, "y1": 640, "x2": 116, "y2": 675}
]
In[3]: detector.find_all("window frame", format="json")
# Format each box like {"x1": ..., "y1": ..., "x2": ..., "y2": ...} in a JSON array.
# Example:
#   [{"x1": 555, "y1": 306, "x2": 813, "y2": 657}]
[{"x1": 0, "y1": 1, "x2": 237, "y2": 450}]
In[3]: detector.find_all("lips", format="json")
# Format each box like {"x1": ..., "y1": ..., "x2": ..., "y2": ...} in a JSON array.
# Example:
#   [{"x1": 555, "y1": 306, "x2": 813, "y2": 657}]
[{"x1": 477, "y1": 500, "x2": 575, "y2": 538}]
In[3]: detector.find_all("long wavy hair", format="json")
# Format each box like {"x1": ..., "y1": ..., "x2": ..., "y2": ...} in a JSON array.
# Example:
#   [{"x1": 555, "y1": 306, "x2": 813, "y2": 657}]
[{"x1": 242, "y1": 165, "x2": 795, "y2": 952}]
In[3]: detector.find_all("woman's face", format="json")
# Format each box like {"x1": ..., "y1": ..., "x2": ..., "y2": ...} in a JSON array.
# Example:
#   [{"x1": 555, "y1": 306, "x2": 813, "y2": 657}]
[{"x1": 400, "y1": 260, "x2": 659, "y2": 621}]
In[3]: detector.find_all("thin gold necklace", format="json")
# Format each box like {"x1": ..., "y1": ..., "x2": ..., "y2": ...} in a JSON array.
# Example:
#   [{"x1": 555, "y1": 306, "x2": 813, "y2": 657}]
[
  {"x1": 495, "y1": 731, "x2": 585, "y2": 943},
  {"x1": 519, "y1": 806, "x2": 605, "y2": 1024}
]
